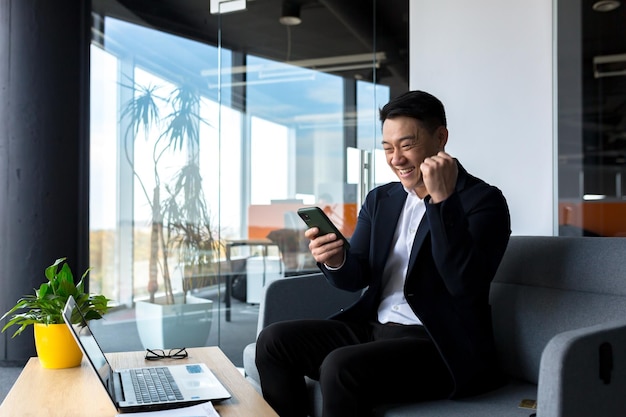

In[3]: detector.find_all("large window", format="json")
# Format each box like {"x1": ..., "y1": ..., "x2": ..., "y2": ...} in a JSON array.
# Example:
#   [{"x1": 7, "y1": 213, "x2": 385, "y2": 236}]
[{"x1": 89, "y1": 1, "x2": 405, "y2": 365}]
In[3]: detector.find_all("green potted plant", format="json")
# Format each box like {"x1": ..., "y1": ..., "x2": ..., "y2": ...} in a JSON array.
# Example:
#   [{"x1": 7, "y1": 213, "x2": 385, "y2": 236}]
[{"x1": 0, "y1": 257, "x2": 110, "y2": 369}]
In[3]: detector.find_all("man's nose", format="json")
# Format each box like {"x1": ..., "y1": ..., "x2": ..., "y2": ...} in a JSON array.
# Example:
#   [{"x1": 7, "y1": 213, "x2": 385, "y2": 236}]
[{"x1": 390, "y1": 149, "x2": 404, "y2": 165}]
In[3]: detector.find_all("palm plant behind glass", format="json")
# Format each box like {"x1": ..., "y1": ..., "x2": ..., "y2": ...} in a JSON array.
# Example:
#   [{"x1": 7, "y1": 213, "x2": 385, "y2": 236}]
[{"x1": 121, "y1": 79, "x2": 220, "y2": 304}]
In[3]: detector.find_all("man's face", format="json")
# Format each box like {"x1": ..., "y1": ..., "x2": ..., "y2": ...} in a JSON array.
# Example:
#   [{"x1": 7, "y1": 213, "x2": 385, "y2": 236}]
[{"x1": 382, "y1": 116, "x2": 447, "y2": 197}]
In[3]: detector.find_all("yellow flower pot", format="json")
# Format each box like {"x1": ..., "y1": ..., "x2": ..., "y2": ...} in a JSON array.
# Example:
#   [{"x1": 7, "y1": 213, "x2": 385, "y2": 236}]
[{"x1": 34, "y1": 323, "x2": 83, "y2": 369}]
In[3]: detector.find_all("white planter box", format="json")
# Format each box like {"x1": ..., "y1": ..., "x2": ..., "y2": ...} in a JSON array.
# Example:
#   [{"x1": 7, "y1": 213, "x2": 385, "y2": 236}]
[{"x1": 135, "y1": 293, "x2": 213, "y2": 350}]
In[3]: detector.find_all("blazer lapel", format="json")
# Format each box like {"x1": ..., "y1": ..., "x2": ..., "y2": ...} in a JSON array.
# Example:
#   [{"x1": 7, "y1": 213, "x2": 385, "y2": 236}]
[
  {"x1": 407, "y1": 215, "x2": 429, "y2": 274},
  {"x1": 372, "y1": 185, "x2": 407, "y2": 271}
]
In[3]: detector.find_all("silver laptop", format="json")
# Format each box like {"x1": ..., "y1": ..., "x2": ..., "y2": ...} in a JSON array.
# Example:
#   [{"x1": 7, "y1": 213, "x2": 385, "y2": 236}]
[{"x1": 62, "y1": 295, "x2": 231, "y2": 413}]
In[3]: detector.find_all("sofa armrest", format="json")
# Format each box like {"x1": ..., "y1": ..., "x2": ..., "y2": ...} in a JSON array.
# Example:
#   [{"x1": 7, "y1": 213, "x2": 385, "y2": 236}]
[
  {"x1": 537, "y1": 319, "x2": 626, "y2": 417},
  {"x1": 256, "y1": 272, "x2": 361, "y2": 334},
  {"x1": 243, "y1": 342, "x2": 262, "y2": 393}
]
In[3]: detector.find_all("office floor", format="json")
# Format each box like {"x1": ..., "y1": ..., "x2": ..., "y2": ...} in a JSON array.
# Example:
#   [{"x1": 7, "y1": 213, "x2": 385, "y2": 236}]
[
  {"x1": 0, "y1": 287, "x2": 258, "y2": 403},
  {"x1": 0, "y1": 368, "x2": 22, "y2": 403}
]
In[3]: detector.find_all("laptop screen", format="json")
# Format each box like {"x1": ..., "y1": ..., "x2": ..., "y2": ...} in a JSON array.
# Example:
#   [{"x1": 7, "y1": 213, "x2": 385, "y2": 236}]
[{"x1": 62, "y1": 296, "x2": 114, "y2": 393}]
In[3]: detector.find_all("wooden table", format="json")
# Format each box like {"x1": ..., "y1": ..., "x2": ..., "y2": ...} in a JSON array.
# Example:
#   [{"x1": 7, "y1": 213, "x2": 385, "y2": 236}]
[{"x1": 0, "y1": 347, "x2": 278, "y2": 417}]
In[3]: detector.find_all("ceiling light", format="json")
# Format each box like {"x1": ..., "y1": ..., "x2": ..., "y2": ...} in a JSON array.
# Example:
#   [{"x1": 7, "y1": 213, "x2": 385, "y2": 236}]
[
  {"x1": 592, "y1": 0, "x2": 621, "y2": 12},
  {"x1": 583, "y1": 194, "x2": 607, "y2": 201},
  {"x1": 210, "y1": 0, "x2": 246, "y2": 14},
  {"x1": 279, "y1": 1, "x2": 301, "y2": 26},
  {"x1": 593, "y1": 53, "x2": 626, "y2": 78}
]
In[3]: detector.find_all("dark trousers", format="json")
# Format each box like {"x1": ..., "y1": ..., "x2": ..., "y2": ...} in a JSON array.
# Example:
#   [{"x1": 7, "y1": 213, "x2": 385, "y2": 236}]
[{"x1": 255, "y1": 319, "x2": 454, "y2": 417}]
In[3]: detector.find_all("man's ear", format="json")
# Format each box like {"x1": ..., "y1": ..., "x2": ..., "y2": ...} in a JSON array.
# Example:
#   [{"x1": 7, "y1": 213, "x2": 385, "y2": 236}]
[{"x1": 437, "y1": 126, "x2": 449, "y2": 149}]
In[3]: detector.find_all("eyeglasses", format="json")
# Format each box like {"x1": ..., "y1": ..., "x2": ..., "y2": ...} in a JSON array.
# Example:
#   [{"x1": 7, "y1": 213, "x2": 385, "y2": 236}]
[{"x1": 145, "y1": 347, "x2": 188, "y2": 361}]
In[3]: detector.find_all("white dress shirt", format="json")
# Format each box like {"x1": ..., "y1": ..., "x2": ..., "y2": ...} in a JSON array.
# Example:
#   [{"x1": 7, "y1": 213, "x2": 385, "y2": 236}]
[{"x1": 377, "y1": 188, "x2": 425, "y2": 325}]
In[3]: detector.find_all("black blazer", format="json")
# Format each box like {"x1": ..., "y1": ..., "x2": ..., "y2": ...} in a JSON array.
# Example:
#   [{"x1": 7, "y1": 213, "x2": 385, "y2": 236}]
[{"x1": 321, "y1": 162, "x2": 511, "y2": 398}]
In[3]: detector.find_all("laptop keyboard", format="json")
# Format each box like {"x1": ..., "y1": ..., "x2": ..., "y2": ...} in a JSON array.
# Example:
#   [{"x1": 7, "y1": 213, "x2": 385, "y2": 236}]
[{"x1": 130, "y1": 367, "x2": 184, "y2": 404}]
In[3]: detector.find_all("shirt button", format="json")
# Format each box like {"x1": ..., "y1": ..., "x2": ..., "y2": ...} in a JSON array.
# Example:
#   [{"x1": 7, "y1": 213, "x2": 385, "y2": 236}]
[{"x1": 392, "y1": 305, "x2": 400, "y2": 311}]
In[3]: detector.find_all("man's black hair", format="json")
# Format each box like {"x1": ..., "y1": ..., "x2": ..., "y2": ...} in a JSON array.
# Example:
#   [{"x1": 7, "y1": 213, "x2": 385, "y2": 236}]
[{"x1": 379, "y1": 90, "x2": 447, "y2": 134}]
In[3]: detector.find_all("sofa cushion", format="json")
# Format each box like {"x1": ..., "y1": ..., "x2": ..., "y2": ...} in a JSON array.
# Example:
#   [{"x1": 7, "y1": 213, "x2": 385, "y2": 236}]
[
  {"x1": 490, "y1": 236, "x2": 626, "y2": 384},
  {"x1": 372, "y1": 379, "x2": 537, "y2": 417},
  {"x1": 255, "y1": 273, "x2": 361, "y2": 335}
]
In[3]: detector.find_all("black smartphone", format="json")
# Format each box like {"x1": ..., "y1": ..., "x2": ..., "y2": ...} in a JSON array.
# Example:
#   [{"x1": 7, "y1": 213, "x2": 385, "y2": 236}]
[{"x1": 297, "y1": 206, "x2": 350, "y2": 250}]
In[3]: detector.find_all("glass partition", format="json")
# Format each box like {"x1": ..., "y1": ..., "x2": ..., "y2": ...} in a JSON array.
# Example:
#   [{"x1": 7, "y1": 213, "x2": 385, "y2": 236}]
[
  {"x1": 89, "y1": 0, "x2": 407, "y2": 366},
  {"x1": 557, "y1": 0, "x2": 626, "y2": 237}
]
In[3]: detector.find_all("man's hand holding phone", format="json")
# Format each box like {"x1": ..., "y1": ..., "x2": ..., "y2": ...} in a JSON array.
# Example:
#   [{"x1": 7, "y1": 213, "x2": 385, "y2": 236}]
[
  {"x1": 297, "y1": 207, "x2": 349, "y2": 268},
  {"x1": 304, "y1": 227, "x2": 345, "y2": 268}
]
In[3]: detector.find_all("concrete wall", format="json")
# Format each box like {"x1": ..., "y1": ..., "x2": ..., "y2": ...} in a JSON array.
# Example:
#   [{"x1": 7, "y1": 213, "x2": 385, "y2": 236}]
[{"x1": 0, "y1": 0, "x2": 91, "y2": 364}]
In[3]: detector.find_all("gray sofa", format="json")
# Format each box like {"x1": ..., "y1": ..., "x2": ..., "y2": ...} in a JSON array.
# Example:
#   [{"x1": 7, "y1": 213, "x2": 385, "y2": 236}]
[{"x1": 243, "y1": 236, "x2": 626, "y2": 416}]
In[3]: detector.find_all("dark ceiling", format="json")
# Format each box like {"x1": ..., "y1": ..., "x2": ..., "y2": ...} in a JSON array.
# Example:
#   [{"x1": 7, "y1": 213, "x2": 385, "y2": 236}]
[{"x1": 94, "y1": 0, "x2": 409, "y2": 98}]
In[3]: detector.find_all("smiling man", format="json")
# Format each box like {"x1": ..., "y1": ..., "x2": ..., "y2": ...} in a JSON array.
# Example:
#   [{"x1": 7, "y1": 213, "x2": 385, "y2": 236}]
[{"x1": 255, "y1": 90, "x2": 512, "y2": 417}]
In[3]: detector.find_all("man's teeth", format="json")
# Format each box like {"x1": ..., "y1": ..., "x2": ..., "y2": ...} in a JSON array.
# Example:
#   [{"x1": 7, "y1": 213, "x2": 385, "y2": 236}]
[{"x1": 399, "y1": 168, "x2": 414, "y2": 174}]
